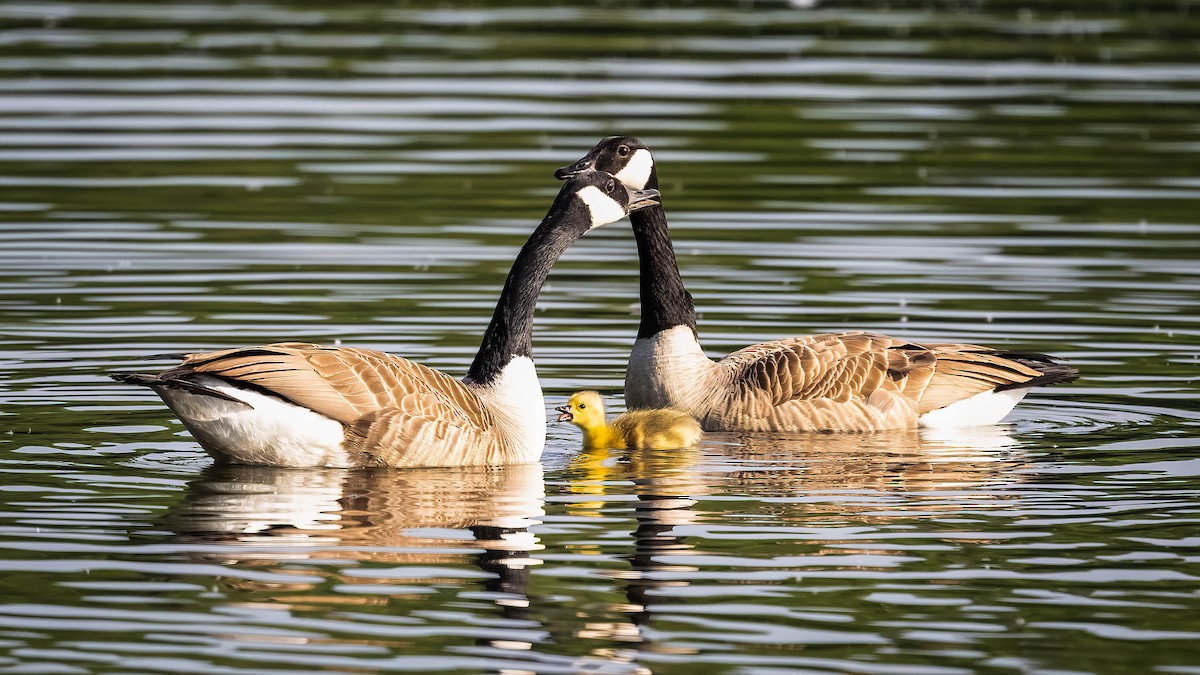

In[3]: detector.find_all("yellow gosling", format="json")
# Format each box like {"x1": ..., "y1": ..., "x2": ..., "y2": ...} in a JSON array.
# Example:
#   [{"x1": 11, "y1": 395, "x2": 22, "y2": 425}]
[{"x1": 555, "y1": 391, "x2": 702, "y2": 450}]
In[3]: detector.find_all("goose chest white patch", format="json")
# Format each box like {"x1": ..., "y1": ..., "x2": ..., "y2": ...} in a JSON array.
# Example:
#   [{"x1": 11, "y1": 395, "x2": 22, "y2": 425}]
[
  {"x1": 626, "y1": 325, "x2": 714, "y2": 412},
  {"x1": 614, "y1": 149, "x2": 654, "y2": 189},
  {"x1": 576, "y1": 185, "x2": 628, "y2": 228},
  {"x1": 471, "y1": 356, "x2": 545, "y2": 463}
]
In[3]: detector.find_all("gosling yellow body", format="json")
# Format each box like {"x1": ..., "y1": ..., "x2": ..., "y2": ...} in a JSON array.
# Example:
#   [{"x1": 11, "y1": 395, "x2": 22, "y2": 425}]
[{"x1": 556, "y1": 391, "x2": 702, "y2": 450}]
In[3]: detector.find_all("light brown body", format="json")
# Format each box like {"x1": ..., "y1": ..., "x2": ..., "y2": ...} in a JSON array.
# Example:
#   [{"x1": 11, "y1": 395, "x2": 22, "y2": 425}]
[
  {"x1": 627, "y1": 328, "x2": 1075, "y2": 432},
  {"x1": 557, "y1": 390, "x2": 702, "y2": 450},
  {"x1": 125, "y1": 343, "x2": 535, "y2": 468}
]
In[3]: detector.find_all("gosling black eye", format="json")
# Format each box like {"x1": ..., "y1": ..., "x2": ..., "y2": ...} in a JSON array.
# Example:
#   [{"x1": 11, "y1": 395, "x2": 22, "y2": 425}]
[
  {"x1": 617, "y1": 145, "x2": 630, "y2": 157},
  {"x1": 605, "y1": 179, "x2": 614, "y2": 193},
  {"x1": 578, "y1": 403, "x2": 587, "y2": 409}
]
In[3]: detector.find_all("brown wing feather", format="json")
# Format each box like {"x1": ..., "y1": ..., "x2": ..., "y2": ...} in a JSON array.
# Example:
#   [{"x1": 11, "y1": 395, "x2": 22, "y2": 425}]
[
  {"x1": 176, "y1": 343, "x2": 487, "y2": 424},
  {"x1": 168, "y1": 343, "x2": 501, "y2": 466},
  {"x1": 726, "y1": 332, "x2": 935, "y2": 408},
  {"x1": 721, "y1": 332, "x2": 1071, "y2": 428},
  {"x1": 917, "y1": 344, "x2": 1059, "y2": 414},
  {"x1": 710, "y1": 332, "x2": 947, "y2": 431}
]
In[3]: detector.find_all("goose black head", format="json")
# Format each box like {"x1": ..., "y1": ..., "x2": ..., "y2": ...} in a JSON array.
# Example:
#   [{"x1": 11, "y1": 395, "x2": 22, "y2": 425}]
[
  {"x1": 560, "y1": 169, "x2": 660, "y2": 231},
  {"x1": 555, "y1": 137, "x2": 657, "y2": 191}
]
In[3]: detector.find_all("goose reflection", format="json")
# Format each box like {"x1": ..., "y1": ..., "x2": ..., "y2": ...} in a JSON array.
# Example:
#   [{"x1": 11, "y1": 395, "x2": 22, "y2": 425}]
[
  {"x1": 713, "y1": 425, "x2": 1025, "y2": 507},
  {"x1": 561, "y1": 425, "x2": 1027, "y2": 657},
  {"x1": 168, "y1": 463, "x2": 544, "y2": 625}
]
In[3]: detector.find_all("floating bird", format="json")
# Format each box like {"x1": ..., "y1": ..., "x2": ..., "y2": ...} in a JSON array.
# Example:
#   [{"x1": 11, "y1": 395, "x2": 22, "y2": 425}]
[
  {"x1": 555, "y1": 137, "x2": 1077, "y2": 432},
  {"x1": 111, "y1": 171, "x2": 660, "y2": 467},
  {"x1": 556, "y1": 390, "x2": 702, "y2": 450}
]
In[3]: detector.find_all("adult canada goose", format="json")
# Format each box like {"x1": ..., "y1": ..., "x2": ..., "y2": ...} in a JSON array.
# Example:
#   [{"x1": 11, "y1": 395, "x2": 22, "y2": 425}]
[
  {"x1": 555, "y1": 137, "x2": 1078, "y2": 432},
  {"x1": 111, "y1": 171, "x2": 660, "y2": 468},
  {"x1": 556, "y1": 390, "x2": 703, "y2": 450}
]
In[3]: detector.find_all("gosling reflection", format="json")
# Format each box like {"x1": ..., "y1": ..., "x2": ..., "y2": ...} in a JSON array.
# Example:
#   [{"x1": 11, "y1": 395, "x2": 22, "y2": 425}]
[
  {"x1": 565, "y1": 444, "x2": 712, "y2": 646},
  {"x1": 626, "y1": 447, "x2": 710, "y2": 630},
  {"x1": 169, "y1": 463, "x2": 545, "y2": 621}
]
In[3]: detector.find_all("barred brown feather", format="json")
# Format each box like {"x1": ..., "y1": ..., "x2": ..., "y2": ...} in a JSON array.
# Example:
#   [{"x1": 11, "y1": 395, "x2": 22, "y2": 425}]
[
  {"x1": 150, "y1": 343, "x2": 523, "y2": 467},
  {"x1": 663, "y1": 331, "x2": 1077, "y2": 432}
]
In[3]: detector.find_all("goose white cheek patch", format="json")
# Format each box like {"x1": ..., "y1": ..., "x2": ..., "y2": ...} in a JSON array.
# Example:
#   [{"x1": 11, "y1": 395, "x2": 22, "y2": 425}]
[
  {"x1": 614, "y1": 149, "x2": 653, "y2": 190},
  {"x1": 577, "y1": 185, "x2": 628, "y2": 228}
]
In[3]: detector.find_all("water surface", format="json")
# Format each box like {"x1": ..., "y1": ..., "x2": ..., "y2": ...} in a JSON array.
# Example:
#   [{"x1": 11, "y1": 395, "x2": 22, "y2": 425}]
[{"x1": 2, "y1": 1, "x2": 1199, "y2": 673}]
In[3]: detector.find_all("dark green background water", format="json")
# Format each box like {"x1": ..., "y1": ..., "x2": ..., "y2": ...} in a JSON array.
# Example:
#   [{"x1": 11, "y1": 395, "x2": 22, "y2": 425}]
[{"x1": 1, "y1": 1, "x2": 1199, "y2": 673}]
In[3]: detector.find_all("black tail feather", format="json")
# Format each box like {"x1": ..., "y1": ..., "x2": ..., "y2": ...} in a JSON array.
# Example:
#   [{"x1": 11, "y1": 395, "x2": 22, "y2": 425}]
[
  {"x1": 134, "y1": 352, "x2": 188, "y2": 361},
  {"x1": 110, "y1": 372, "x2": 158, "y2": 387},
  {"x1": 109, "y1": 371, "x2": 248, "y2": 405},
  {"x1": 988, "y1": 350, "x2": 1080, "y2": 391}
]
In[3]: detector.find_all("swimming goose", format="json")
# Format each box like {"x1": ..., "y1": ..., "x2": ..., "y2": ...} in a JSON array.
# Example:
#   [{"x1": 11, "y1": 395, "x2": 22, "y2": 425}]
[
  {"x1": 556, "y1": 390, "x2": 703, "y2": 450},
  {"x1": 111, "y1": 171, "x2": 660, "y2": 468},
  {"x1": 555, "y1": 137, "x2": 1078, "y2": 432}
]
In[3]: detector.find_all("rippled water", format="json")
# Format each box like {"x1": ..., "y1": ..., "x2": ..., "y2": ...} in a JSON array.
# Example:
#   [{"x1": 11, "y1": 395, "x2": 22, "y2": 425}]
[{"x1": 2, "y1": 1, "x2": 1199, "y2": 673}]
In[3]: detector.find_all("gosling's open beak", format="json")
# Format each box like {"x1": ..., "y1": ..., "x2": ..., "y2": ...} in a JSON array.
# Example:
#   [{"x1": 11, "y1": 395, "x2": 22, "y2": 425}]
[
  {"x1": 627, "y1": 187, "x2": 661, "y2": 212},
  {"x1": 554, "y1": 156, "x2": 595, "y2": 180},
  {"x1": 554, "y1": 405, "x2": 573, "y2": 422}
]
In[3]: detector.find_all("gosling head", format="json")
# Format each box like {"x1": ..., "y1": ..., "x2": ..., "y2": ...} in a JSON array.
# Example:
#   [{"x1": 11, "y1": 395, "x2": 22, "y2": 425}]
[
  {"x1": 555, "y1": 390, "x2": 607, "y2": 429},
  {"x1": 558, "y1": 169, "x2": 660, "y2": 231},
  {"x1": 555, "y1": 136, "x2": 657, "y2": 191}
]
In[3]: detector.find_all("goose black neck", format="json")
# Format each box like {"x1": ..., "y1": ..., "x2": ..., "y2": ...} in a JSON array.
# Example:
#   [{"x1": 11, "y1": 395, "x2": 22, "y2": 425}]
[
  {"x1": 466, "y1": 193, "x2": 590, "y2": 385},
  {"x1": 630, "y1": 171, "x2": 697, "y2": 340}
]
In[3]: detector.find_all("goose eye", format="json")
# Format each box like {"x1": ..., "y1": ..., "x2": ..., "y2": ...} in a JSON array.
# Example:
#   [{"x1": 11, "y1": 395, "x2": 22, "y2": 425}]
[
  {"x1": 617, "y1": 145, "x2": 630, "y2": 157},
  {"x1": 605, "y1": 179, "x2": 614, "y2": 193},
  {"x1": 578, "y1": 403, "x2": 587, "y2": 409}
]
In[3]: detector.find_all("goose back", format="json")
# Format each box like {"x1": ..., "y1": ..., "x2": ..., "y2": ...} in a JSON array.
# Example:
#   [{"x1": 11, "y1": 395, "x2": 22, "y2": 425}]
[
  {"x1": 630, "y1": 327, "x2": 1075, "y2": 432},
  {"x1": 710, "y1": 332, "x2": 1073, "y2": 431},
  {"x1": 137, "y1": 343, "x2": 527, "y2": 467}
]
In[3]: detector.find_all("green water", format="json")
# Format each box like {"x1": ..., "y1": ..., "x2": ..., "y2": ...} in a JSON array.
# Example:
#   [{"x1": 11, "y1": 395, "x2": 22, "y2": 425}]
[{"x1": 2, "y1": 1, "x2": 1199, "y2": 673}]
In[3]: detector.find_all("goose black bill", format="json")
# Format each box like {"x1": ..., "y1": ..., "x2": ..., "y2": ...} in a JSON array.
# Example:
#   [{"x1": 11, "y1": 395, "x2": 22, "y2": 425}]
[
  {"x1": 627, "y1": 187, "x2": 660, "y2": 211},
  {"x1": 554, "y1": 158, "x2": 592, "y2": 180}
]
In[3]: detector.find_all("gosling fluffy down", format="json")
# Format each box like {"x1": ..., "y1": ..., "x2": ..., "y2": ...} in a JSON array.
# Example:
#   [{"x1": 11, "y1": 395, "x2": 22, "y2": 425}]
[{"x1": 556, "y1": 390, "x2": 702, "y2": 450}]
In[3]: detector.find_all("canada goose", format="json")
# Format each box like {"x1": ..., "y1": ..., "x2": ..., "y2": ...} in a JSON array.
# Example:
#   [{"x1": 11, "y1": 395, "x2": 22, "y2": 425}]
[
  {"x1": 555, "y1": 137, "x2": 1078, "y2": 432},
  {"x1": 111, "y1": 171, "x2": 660, "y2": 468},
  {"x1": 555, "y1": 390, "x2": 703, "y2": 450}
]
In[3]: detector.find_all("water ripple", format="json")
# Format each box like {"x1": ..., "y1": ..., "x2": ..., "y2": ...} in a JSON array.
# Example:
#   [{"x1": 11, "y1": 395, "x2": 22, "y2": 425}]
[{"x1": 1, "y1": 1, "x2": 1199, "y2": 673}]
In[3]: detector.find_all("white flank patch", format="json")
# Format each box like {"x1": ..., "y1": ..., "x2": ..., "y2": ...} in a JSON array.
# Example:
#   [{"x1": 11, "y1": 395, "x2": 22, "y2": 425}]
[
  {"x1": 576, "y1": 184, "x2": 627, "y2": 228},
  {"x1": 156, "y1": 374, "x2": 349, "y2": 467},
  {"x1": 614, "y1": 148, "x2": 654, "y2": 190},
  {"x1": 471, "y1": 356, "x2": 545, "y2": 463},
  {"x1": 918, "y1": 387, "x2": 1029, "y2": 429},
  {"x1": 626, "y1": 325, "x2": 715, "y2": 413}
]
